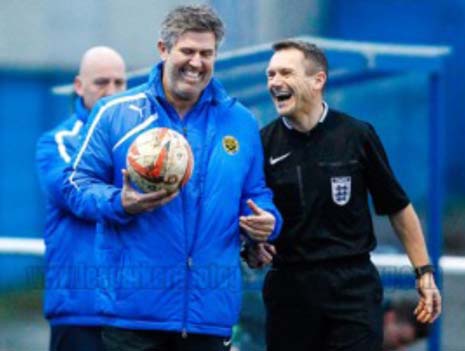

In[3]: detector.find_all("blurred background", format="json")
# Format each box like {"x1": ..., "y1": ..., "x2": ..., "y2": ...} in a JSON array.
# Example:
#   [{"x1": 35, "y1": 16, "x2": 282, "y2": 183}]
[{"x1": 0, "y1": 0, "x2": 464, "y2": 350}]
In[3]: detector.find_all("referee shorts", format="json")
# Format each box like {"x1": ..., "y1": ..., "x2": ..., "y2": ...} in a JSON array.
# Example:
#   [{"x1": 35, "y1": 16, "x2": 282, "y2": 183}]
[
  {"x1": 263, "y1": 255, "x2": 383, "y2": 351},
  {"x1": 50, "y1": 325, "x2": 104, "y2": 351}
]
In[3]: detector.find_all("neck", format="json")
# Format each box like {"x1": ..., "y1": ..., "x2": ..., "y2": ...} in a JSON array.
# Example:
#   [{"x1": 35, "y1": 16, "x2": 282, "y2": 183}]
[
  {"x1": 161, "y1": 73, "x2": 198, "y2": 119},
  {"x1": 289, "y1": 99, "x2": 324, "y2": 133}
]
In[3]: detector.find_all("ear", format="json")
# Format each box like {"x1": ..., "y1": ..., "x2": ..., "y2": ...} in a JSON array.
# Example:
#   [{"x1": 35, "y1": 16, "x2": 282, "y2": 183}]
[
  {"x1": 74, "y1": 76, "x2": 83, "y2": 97},
  {"x1": 312, "y1": 71, "x2": 327, "y2": 91},
  {"x1": 157, "y1": 40, "x2": 169, "y2": 61}
]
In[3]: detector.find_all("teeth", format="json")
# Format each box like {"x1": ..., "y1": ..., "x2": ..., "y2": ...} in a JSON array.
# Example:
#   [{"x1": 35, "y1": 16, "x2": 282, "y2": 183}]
[{"x1": 182, "y1": 69, "x2": 201, "y2": 80}]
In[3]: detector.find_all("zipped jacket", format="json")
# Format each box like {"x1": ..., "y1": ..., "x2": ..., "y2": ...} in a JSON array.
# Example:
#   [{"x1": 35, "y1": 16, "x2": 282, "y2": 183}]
[
  {"x1": 61, "y1": 63, "x2": 282, "y2": 336},
  {"x1": 37, "y1": 98, "x2": 106, "y2": 325}
]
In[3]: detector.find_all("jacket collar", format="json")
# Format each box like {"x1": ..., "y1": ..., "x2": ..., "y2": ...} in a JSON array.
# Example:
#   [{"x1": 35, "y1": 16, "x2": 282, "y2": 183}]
[{"x1": 74, "y1": 97, "x2": 90, "y2": 124}]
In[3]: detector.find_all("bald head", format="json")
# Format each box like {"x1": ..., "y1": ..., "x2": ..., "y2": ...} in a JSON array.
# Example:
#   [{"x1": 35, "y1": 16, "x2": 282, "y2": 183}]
[{"x1": 74, "y1": 46, "x2": 127, "y2": 109}]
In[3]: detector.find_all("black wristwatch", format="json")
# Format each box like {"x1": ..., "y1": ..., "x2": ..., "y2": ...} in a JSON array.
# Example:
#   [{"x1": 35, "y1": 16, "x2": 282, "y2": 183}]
[{"x1": 414, "y1": 264, "x2": 435, "y2": 279}]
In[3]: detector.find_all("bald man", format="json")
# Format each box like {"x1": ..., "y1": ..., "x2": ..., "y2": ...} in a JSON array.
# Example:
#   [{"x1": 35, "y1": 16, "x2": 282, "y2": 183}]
[{"x1": 36, "y1": 46, "x2": 126, "y2": 351}]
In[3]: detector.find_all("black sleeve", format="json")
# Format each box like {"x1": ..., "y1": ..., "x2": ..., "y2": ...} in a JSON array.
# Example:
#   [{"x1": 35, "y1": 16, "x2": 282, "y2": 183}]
[{"x1": 363, "y1": 124, "x2": 410, "y2": 215}]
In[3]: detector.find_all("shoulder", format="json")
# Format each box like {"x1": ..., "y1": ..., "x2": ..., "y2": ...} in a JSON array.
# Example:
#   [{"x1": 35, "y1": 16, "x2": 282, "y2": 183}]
[
  {"x1": 38, "y1": 114, "x2": 81, "y2": 144},
  {"x1": 95, "y1": 84, "x2": 149, "y2": 117},
  {"x1": 218, "y1": 98, "x2": 260, "y2": 131},
  {"x1": 260, "y1": 117, "x2": 281, "y2": 140},
  {"x1": 326, "y1": 109, "x2": 375, "y2": 138}
]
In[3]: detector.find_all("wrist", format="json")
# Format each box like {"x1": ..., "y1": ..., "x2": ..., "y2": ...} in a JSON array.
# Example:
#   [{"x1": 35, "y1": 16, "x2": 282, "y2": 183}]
[{"x1": 414, "y1": 264, "x2": 435, "y2": 279}]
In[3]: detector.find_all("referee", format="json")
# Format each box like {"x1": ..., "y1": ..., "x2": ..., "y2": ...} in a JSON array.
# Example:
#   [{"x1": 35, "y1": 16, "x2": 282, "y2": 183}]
[{"x1": 249, "y1": 40, "x2": 442, "y2": 351}]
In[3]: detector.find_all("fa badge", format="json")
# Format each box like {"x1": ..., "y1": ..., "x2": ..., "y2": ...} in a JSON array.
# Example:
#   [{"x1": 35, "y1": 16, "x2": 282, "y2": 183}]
[
  {"x1": 331, "y1": 176, "x2": 351, "y2": 206},
  {"x1": 222, "y1": 135, "x2": 239, "y2": 155}
]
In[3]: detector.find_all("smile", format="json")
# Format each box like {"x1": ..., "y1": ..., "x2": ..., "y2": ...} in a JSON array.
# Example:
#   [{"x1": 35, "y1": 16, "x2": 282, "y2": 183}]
[
  {"x1": 181, "y1": 67, "x2": 202, "y2": 82},
  {"x1": 271, "y1": 88, "x2": 293, "y2": 102}
]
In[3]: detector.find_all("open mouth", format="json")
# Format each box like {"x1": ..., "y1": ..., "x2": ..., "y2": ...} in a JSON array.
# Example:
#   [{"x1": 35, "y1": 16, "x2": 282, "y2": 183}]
[
  {"x1": 181, "y1": 67, "x2": 202, "y2": 82},
  {"x1": 272, "y1": 89, "x2": 293, "y2": 102}
]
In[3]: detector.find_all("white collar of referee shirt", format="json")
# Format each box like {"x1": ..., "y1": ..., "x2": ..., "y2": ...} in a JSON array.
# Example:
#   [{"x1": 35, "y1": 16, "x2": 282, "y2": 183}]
[{"x1": 281, "y1": 101, "x2": 328, "y2": 130}]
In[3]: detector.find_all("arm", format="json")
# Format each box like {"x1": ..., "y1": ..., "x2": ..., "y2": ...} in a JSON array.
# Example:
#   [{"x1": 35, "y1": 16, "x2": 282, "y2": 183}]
[
  {"x1": 389, "y1": 204, "x2": 442, "y2": 323},
  {"x1": 62, "y1": 101, "x2": 176, "y2": 223},
  {"x1": 239, "y1": 120, "x2": 283, "y2": 242},
  {"x1": 363, "y1": 124, "x2": 441, "y2": 323},
  {"x1": 59, "y1": 101, "x2": 133, "y2": 224},
  {"x1": 36, "y1": 124, "x2": 80, "y2": 209}
]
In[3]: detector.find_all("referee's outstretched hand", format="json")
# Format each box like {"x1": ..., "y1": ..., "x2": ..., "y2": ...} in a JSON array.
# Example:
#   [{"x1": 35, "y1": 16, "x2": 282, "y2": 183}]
[
  {"x1": 121, "y1": 169, "x2": 178, "y2": 214},
  {"x1": 414, "y1": 272, "x2": 442, "y2": 324},
  {"x1": 239, "y1": 199, "x2": 276, "y2": 242}
]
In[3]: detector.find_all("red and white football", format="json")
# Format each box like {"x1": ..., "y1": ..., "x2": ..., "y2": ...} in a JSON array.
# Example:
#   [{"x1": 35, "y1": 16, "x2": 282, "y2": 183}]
[{"x1": 126, "y1": 127, "x2": 194, "y2": 193}]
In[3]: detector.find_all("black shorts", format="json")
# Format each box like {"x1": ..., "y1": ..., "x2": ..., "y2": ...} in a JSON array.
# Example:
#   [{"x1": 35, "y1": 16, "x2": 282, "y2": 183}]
[
  {"x1": 50, "y1": 325, "x2": 104, "y2": 351},
  {"x1": 263, "y1": 256, "x2": 383, "y2": 351},
  {"x1": 102, "y1": 327, "x2": 232, "y2": 351}
]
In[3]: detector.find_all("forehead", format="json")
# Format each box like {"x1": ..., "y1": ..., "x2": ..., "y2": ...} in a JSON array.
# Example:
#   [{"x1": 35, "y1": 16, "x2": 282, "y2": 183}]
[
  {"x1": 173, "y1": 31, "x2": 216, "y2": 50},
  {"x1": 84, "y1": 61, "x2": 126, "y2": 80},
  {"x1": 267, "y1": 48, "x2": 307, "y2": 71}
]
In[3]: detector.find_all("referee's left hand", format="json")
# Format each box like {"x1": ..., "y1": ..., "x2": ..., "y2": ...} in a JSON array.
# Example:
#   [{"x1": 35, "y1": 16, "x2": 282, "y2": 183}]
[
  {"x1": 239, "y1": 199, "x2": 276, "y2": 242},
  {"x1": 414, "y1": 272, "x2": 442, "y2": 323}
]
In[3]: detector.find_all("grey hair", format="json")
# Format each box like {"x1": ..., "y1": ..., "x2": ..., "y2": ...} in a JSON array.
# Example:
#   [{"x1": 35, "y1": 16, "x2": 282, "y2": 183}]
[
  {"x1": 272, "y1": 39, "x2": 328, "y2": 76},
  {"x1": 160, "y1": 5, "x2": 225, "y2": 50}
]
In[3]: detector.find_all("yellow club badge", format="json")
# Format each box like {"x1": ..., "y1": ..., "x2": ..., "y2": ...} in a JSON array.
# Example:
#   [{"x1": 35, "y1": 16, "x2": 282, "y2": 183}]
[{"x1": 222, "y1": 135, "x2": 239, "y2": 155}]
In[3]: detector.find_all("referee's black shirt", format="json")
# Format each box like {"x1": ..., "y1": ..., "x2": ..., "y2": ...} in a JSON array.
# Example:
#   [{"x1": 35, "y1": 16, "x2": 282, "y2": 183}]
[{"x1": 261, "y1": 108, "x2": 410, "y2": 265}]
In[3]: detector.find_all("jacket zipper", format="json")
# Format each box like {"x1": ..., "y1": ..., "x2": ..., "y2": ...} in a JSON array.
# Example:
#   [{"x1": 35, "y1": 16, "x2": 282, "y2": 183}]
[{"x1": 181, "y1": 122, "x2": 190, "y2": 338}]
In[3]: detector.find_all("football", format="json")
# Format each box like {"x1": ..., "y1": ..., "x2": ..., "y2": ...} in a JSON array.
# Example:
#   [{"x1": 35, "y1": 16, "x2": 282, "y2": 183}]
[{"x1": 126, "y1": 127, "x2": 194, "y2": 193}]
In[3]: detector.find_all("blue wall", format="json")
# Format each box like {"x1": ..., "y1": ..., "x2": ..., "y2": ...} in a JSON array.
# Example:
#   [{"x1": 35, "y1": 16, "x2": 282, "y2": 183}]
[
  {"x1": 0, "y1": 70, "x2": 74, "y2": 290},
  {"x1": 325, "y1": 0, "x2": 465, "y2": 197}
]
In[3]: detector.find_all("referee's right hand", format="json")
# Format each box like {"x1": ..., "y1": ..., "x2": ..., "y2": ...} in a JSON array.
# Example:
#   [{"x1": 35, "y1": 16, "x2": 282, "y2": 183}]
[{"x1": 414, "y1": 272, "x2": 442, "y2": 323}]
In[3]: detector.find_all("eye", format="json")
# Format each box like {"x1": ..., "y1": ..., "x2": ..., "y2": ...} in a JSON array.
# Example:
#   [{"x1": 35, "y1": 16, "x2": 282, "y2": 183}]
[
  {"x1": 114, "y1": 79, "x2": 126, "y2": 87},
  {"x1": 94, "y1": 78, "x2": 110, "y2": 86},
  {"x1": 180, "y1": 48, "x2": 195, "y2": 55},
  {"x1": 200, "y1": 50, "x2": 214, "y2": 58}
]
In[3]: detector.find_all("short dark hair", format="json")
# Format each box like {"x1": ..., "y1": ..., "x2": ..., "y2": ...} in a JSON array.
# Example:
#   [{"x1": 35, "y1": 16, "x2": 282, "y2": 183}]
[
  {"x1": 160, "y1": 5, "x2": 225, "y2": 50},
  {"x1": 272, "y1": 39, "x2": 328, "y2": 76}
]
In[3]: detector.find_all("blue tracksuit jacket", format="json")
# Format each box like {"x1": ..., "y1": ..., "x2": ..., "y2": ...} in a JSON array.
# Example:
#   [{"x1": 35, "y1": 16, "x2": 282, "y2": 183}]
[
  {"x1": 36, "y1": 98, "x2": 106, "y2": 326},
  {"x1": 61, "y1": 63, "x2": 282, "y2": 337}
]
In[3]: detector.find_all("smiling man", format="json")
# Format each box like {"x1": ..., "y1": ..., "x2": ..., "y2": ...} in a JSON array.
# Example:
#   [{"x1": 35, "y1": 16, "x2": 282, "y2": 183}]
[
  {"x1": 60, "y1": 5, "x2": 282, "y2": 351},
  {"x1": 252, "y1": 40, "x2": 441, "y2": 351}
]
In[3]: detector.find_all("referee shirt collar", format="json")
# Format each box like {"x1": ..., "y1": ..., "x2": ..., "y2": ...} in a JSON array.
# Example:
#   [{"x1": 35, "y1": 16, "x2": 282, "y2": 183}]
[{"x1": 281, "y1": 101, "x2": 328, "y2": 130}]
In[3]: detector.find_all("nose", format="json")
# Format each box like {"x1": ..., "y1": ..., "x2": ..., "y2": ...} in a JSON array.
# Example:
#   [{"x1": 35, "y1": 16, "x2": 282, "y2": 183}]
[
  {"x1": 189, "y1": 53, "x2": 202, "y2": 69},
  {"x1": 268, "y1": 75, "x2": 282, "y2": 89},
  {"x1": 103, "y1": 81, "x2": 119, "y2": 97}
]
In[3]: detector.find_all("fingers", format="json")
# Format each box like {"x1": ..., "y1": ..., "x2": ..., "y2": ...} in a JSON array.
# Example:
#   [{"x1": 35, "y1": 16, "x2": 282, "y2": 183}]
[
  {"x1": 256, "y1": 243, "x2": 273, "y2": 263},
  {"x1": 239, "y1": 221, "x2": 270, "y2": 241},
  {"x1": 149, "y1": 191, "x2": 179, "y2": 210},
  {"x1": 246, "y1": 199, "x2": 263, "y2": 215},
  {"x1": 263, "y1": 243, "x2": 277, "y2": 256},
  {"x1": 430, "y1": 291, "x2": 442, "y2": 322},
  {"x1": 239, "y1": 217, "x2": 274, "y2": 233},
  {"x1": 414, "y1": 298, "x2": 432, "y2": 323},
  {"x1": 414, "y1": 290, "x2": 442, "y2": 323},
  {"x1": 121, "y1": 169, "x2": 131, "y2": 190}
]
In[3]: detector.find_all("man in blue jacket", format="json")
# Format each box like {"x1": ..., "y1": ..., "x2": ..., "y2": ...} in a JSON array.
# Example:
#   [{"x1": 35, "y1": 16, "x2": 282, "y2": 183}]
[
  {"x1": 36, "y1": 46, "x2": 127, "y2": 351},
  {"x1": 61, "y1": 5, "x2": 282, "y2": 351}
]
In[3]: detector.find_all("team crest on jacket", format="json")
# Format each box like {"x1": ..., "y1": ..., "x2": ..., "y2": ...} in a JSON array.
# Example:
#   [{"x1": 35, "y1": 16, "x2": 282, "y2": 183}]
[
  {"x1": 331, "y1": 176, "x2": 351, "y2": 206},
  {"x1": 222, "y1": 135, "x2": 239, "y2": 155}
]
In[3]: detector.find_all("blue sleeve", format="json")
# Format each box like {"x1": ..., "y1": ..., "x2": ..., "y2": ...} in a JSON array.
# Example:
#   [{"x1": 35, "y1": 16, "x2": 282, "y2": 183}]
[
  {"x1": 240, "y1": 120, "x2": 283, "y2": 241},
  {"x1": 36, "y1": 124, "x2": 77, "y2": 209},
  {"x1": 61, "y1": 102, "x2": 132, "y2": 224}
]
